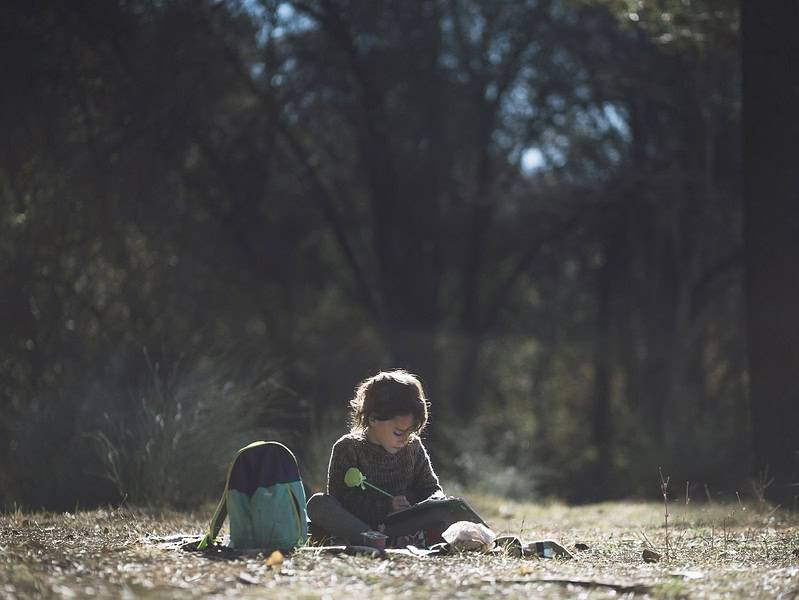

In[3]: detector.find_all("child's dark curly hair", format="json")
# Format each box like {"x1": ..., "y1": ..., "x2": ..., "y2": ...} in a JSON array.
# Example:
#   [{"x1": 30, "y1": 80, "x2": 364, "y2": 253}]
[{"x1": 349, "y1": 370, "x2": 429, "y2": 435}]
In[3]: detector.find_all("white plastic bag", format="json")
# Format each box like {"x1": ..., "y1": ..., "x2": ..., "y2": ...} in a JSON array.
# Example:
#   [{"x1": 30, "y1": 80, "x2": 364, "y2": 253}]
[{"x1": 442, "y1": 521, "x2": 496, "y2": 552}]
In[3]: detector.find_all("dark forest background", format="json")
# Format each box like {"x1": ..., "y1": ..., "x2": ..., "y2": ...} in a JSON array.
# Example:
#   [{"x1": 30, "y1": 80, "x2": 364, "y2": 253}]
[{"x1": 2, "y1": 0, "x2": 797, "y2": 511}]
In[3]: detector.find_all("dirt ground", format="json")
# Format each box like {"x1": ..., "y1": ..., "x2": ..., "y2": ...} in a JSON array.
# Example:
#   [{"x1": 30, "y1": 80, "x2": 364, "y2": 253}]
[{"x1": 2, "y1": 496, "x2": 798, "y2": 598}]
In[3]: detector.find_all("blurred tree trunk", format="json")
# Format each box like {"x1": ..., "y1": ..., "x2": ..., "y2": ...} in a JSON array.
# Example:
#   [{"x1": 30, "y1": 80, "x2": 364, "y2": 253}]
[
  {"x1": 592, "y1": 211, "x2": 621, "y2": 494},
  {"x1": 742, "y1": 1, "x2": 799, "y2": 505}
]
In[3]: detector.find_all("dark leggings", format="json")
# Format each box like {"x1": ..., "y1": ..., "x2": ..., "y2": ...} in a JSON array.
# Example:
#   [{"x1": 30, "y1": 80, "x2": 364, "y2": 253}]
[{"x1": 306, "y1": 493, "x2": 372, "y2": 543}]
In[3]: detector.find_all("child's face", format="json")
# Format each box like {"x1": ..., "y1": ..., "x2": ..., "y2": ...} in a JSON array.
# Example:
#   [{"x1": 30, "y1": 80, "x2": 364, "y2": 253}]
[{"x1": 366, "y1": 414, "x2": 416, "y2": 454}]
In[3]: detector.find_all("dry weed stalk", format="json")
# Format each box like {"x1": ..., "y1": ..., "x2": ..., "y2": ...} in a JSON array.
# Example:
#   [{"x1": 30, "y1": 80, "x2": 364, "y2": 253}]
[
  {"x1": 752, "y1": 466, "x2": 776, "y2": 512},
  {"x1": 659, "y1": 467, "x2": 671, "y2": 559}
]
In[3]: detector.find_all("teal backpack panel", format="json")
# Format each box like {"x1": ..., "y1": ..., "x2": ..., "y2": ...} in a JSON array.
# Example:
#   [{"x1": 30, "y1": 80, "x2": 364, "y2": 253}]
[
  {"x1": 227, "y1": 480, "x2": 307, "y2": 549},
  {"x1": 198, "y1": 441, "x2": 308, "y2": 551}
]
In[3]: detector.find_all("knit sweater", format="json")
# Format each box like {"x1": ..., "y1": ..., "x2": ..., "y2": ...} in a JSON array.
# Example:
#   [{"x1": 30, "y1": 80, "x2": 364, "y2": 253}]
[{"x1": 326, "y1": 433, "x2": 443, "y2": 528}]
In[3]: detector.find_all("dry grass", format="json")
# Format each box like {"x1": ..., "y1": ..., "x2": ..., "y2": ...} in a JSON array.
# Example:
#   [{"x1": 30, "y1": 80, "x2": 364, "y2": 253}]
[{"x1": 2, "y1": 495, "x2": 798, "y2": 599}]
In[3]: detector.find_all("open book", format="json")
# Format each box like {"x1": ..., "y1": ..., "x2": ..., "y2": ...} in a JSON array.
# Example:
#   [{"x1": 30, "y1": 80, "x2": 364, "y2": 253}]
[{"x1": 381, "y1": 496, "x2": 487, "y2": 540}]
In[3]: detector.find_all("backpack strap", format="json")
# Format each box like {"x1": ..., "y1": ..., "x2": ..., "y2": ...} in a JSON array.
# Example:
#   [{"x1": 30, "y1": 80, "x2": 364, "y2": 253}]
[
  {"x1": 196, "y1": 493, "x2": 227, "y2": 550},
  {"x1": 197, "y1": 441, "x2": 269, "y2": 550}
]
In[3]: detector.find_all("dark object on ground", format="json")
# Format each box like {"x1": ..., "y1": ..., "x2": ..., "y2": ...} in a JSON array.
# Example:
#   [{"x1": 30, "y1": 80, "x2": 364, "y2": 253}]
[
  {"x1": 180, "y1": 538, "x2": 205, "y2": 552},
  {"x1": 360, "y1": 530, "x2": 388, "y2": 549},
  {"x1": 493, "y1": 536, "x2": 573, "y2": 559},
  {"x1": 199, "y1": 544, "x2": 246, "y2": 561},
  {"x1": 642, "y1": 548, "x2": 662, "y2": 563},
  {"x1": 574, "y1": 543, "x2": 590, "y2": 551},
  {"x1": 345, "y1": 545, "x2": 384, "y2": 557},
  {"x1": 525, "y1": 539, "x2": 573, "y2": 559},
  {"x1": 495, "y1": 535, "x2": 524, "y2": 557}
]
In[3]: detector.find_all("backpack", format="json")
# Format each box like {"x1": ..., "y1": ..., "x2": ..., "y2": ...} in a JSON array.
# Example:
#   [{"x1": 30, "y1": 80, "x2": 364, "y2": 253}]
[{"x1": 197, "y1": 441, "x2": 308, "y2": 550}]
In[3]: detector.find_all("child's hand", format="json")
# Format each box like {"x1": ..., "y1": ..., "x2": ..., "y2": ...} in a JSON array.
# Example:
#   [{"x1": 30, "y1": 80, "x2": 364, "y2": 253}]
[{"x1": 391, "y1": 495, "x2": 411, "y2": 511}]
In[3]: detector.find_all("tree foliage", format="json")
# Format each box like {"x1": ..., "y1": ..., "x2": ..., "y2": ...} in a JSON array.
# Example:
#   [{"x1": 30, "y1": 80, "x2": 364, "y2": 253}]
[{"x1": 0, "y1": 0, "x2": 748, "y2": 507}]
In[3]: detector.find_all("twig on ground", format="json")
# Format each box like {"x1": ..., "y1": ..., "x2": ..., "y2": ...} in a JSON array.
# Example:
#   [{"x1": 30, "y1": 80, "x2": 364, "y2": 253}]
[
  {"x1": 481, "y1": 577, "x2": 652, "y2": 595},
  {"x1": 640, "y1": 530, "x2": 656, "y2": 550}
]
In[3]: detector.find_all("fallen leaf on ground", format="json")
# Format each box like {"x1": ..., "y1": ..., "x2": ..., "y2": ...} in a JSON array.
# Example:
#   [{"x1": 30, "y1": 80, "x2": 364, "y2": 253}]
[{"x1": 267, "y1": 550, "x2": 284, "y2": 569}]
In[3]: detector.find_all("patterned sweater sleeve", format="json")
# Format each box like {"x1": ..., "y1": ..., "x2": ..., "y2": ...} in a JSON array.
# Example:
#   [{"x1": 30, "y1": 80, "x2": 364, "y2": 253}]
[
  {"x1": 327, "y1": 436, "x2": 392, "y2": 528},
  {"x1": 407, "y1": 438, "x2": 444, "y2": 505}
]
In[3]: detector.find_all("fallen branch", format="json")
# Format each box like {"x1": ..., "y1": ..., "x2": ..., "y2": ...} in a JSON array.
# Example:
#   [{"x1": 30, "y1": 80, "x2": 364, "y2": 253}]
[{"x1": 481, "y1": 577, "x2": 652, "y2": 594}]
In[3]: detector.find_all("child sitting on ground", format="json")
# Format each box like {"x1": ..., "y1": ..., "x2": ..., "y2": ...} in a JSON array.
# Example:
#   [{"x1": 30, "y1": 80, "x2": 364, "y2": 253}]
[{"x1": 306, "y1": 369, "x2": 444, "y2": 546}]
